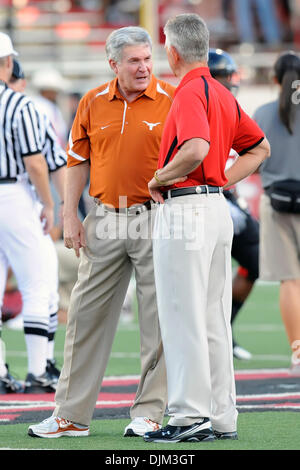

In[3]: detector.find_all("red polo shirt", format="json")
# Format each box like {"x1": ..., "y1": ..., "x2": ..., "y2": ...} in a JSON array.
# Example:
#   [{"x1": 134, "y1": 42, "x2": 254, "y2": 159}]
[{"x1": 157, "y1": 67, "x2": 265, "y2": 188}]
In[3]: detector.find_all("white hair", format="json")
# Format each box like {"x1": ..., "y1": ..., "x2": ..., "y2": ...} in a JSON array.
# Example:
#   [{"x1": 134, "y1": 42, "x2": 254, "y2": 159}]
[
  {"x1": 105, "y1": 26, "x2": 152, "y2": 63},
  {"x1": 164, "y1": 13, "x2": 209, "y2": 64}
]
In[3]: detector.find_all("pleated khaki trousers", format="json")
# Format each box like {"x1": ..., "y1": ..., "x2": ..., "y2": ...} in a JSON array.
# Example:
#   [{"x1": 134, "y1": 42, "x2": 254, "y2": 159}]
[{"x1": 54, "y1": 203, "x2": 167, "y2": 426}]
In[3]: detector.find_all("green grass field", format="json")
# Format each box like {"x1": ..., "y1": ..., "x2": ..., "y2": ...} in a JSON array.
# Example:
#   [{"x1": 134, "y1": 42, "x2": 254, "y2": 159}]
[{"x1": 1, "y1": 281, "x2": 299, "y2": 451}]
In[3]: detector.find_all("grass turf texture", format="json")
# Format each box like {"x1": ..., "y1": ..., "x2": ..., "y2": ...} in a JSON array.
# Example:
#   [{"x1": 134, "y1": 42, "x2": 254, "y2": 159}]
[
  {"x1": 0, "y1": 413, "x2": 298, "y2": 450},
  {"x1": 1, "y1": 282, "x2": 298, "y2": 451},
  {"x1": 2, "y1": 282, "x2": 291, "y2": 378}
]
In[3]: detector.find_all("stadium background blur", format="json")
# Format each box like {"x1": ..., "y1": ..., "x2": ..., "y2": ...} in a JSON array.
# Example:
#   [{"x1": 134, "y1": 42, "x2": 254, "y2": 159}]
[
  {"x1": 0, "y1": 5, "x2": 299, "y2": 447},
  {"x1": 2, "y1": 0, "x2": 299, "y2": 218}
]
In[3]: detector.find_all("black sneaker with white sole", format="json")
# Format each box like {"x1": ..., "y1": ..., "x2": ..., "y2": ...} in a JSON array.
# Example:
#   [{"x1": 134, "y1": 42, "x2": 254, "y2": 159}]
[
  {"x1": 46, "y1": 359, "x2": 61, "y2": 382},
  {"x1": 24, "y1": 371, "x2": 57, "y2": 393},
  {"x1": 214, "y1": 430, "x2": 238, "y2": 440},
  {"x1": 144, "y1": 418, "x2": 215, "y2": 443},
  {"x1": 0, "y1": 364, "x2": 24, "y2": 394}
]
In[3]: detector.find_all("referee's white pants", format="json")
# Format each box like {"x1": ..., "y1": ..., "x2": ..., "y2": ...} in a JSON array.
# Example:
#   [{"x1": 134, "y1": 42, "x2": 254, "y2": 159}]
[
  {"x1": 0, "y1": 180, "x2": 49, "y2": 334},
  {"x1": 153, "y1": 193, "x2": 238, "y2": 432},
  {"x1": 34, "y1": 200, "x2": 59, "y2": 332}
]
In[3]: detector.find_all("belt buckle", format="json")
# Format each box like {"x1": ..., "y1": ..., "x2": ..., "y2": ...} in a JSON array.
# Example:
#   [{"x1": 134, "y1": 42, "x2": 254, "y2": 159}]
[
  {"x1": 196, "y1": 185, "x2": 209, "y2": 195},
  {"x1": 128, "y1": 204, "x2": 145, "y2": 215}
]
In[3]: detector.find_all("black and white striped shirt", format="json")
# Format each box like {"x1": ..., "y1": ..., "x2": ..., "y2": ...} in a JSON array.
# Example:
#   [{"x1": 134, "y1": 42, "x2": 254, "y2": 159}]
[
  {"x1": 0, "y1": 81, "x2": 67, "y2": 179},
  {"x1": 35, "y1": 107, "x2": 67, "y2": 173},
  {"x1": 0, "y1": 81, "x2": 42, "y2": 179}
]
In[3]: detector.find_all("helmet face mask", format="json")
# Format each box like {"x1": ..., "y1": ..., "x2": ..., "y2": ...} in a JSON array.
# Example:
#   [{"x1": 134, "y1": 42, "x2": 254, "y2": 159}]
[
  {"x1": 216, "y1": 73, "x2": 240, "y2": 97},
  {"x1": 208, "y1": 48, "x2": 240, "y2": 96}
]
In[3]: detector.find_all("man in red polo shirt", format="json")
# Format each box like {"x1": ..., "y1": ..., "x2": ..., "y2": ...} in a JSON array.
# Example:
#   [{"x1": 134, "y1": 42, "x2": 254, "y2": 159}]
[{"x1": 145, "y1": 13, "x2": 270, "y2": 444}]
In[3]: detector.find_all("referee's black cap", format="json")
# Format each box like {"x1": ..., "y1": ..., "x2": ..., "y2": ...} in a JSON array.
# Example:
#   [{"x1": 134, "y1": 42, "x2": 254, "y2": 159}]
[{"x1": 12, "y1": 59, "x2": 25, "y2": 80}]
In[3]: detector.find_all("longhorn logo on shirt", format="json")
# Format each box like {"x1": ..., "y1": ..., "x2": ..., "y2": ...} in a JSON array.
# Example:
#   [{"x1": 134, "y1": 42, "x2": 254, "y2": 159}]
[{"x1": 142, "y1": 121, "x2": 161, "y2": 131}]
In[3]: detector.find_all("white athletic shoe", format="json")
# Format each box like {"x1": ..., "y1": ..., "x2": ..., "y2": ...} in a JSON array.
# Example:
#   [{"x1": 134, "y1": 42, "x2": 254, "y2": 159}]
[
  {"x1": 28, "y1": 415, "x2": 89, "y2": 438},
  {"x1": 124, "y1": 417, "x2": 161, "y2": 437},
  {"x1": 233, "y1": 344, "x2": 252, "y2": 361}
]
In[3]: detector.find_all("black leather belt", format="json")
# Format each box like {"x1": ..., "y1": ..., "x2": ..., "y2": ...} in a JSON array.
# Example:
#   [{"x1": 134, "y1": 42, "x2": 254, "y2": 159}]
[
  {"x1": 0, "y1": 177, "x2": 17, "y2": 184},
  {"x1": 94, "y1": 198, "x2": 153, "y2": 215},
  {"x1": 162, "y1": 185, "x2": 223, "y2": 200}
]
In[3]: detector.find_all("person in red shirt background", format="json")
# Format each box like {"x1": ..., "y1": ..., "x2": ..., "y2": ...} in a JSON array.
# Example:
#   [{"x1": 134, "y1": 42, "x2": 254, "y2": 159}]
[{"x1": 145, "y1": 13, "x2": 270, "y2": 444}]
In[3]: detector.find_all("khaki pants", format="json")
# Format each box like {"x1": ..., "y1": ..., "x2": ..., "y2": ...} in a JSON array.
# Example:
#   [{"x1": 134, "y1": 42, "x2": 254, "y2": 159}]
[
  {"x1": 54, "y1": 204, "x2": 166, "y2": 426},
  {"x1": 153, "y1": 194, "x2": 238, "y2": 432},
  {"x1": 259, "y1": 193, "x2": 300, "y2": 281}
]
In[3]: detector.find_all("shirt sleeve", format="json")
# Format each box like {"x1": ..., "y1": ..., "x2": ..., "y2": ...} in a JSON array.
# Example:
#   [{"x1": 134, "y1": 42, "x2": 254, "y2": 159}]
[
  {"x1": 232, "y1": 102, "x2": 265, "y2": 156},
  {"x1": 67, "y1": 96, "x2": 90, "y2": 167},
  {"x1": 38, "y1": 111, "x2": 67, "y2": 172},
  {"x1": 175, "y1": 87, "x2": 210, "y2": 148},
  {"x1": 17, "y1": 101, "x2": 43, "y2": 157}
]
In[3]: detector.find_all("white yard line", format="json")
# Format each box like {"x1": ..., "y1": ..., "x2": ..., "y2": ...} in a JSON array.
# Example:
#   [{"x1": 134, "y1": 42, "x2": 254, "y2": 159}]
[
  {"x1": 251, "y1": 354, "x2": 291, "y2": 361},
  {"x1": 5, "y1": 351, "x2": 290, "y2": 362},
  {"x1": 236, "y1": 324, "x2": 284, "y2": 332},
  {"x1": 5, "y1": 351, "x2": 140, "y2": 359}
]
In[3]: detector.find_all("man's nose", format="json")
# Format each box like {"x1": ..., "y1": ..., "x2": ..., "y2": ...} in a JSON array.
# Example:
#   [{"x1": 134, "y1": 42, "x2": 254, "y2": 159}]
[{"x1": 138, "y1": 61, "x2": 148, "y2": 71}]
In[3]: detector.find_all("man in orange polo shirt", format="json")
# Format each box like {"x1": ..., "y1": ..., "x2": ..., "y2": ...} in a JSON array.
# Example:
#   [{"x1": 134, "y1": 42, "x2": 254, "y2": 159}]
[{"x1": 28, "y1": 26, "x2": 175, "y2": 439}]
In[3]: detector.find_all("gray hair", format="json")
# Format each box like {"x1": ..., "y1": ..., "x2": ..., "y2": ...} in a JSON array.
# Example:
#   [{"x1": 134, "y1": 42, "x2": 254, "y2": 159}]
[
  {"x1": 164, "y1": 13, "x2": 209, "y2": 64},
  {"x1": 105, "y1": 26, "x2": 152, "y2": 63}
]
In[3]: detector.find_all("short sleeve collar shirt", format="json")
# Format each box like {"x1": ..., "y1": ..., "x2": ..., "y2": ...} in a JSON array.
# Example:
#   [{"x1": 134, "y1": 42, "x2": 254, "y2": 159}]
[
  {"x1": 158, "y1": 67, "x2": 265, "y2": 188},
  {"x1": 67, "y1": 75, "x2": 175, "y2": 207}
]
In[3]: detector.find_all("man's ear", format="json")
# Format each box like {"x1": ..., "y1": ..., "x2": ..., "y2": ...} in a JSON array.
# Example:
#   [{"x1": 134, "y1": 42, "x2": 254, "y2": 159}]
[
  {"x1": 5, "y1": 55, "x2": 13, "y2": 80},
  {"x1": 6, "y1": 55, "x2": 13, "y2": 70},
  {"x1": 169, "y1": 45, "x2": 180, "y2": 64},
  {"x1": 109, "y1": 59, "x2": 118, "y2": 74}
]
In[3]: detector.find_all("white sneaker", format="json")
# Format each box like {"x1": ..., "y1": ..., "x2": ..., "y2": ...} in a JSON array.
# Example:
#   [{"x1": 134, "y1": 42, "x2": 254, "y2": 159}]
[
  {"x1": 28, "y1": 416, "x2": 89, "y2": 438},
  {"x1": 124, "y1": 417, "x2": 161, "y2": 437},
  {"x1": 233, "y1": 344, "x2": 252, "y2": 361}
]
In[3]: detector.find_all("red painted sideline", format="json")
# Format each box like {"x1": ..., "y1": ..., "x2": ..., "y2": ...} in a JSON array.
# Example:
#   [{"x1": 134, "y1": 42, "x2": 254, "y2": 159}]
[
  {"x1": 235, "y1": 370, "x2": 295, "y2": 381},
  {"x1": 0, "y1": 369, "x2": 296, "y2": 402}
]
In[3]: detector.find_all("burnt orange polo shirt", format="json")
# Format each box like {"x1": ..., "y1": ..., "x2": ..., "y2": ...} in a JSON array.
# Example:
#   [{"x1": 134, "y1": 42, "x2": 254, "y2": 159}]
[{"x1": 67, "y1": 75, "x2": 175, "y2": 208}]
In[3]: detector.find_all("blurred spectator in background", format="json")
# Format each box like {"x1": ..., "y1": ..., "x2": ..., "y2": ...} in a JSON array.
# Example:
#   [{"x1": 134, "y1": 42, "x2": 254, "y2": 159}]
[
  {"x1": 67, "y1": 92, "x2": 82, "y2": 133},
  {"x1": 233, "y1": 0, "x2": 281, "y2": 45},
  {"x1": 276, "y1": 0, "x2": 294, "y2": 42},
  {"x1": 290, "y1": 0, "x2": 300, "y2": 45},
  {"x1": 31, "y1": 68, "x2": 70, "y2": 148},
  {"x1": 254, "y1": 51, "x2": 300, "y2": 376},
  {"x1": 102, "y1": 0, "x2": 139, "y2": 24},
  {"x1": 159, "y1": 0, "x2": 191, "y2": 43},
  {"x1": 222, "y1": 0, "x2": 233, "y2": 20}
]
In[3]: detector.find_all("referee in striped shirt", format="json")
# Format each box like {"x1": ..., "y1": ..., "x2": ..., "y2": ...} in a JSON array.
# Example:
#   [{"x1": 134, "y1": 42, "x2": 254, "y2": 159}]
[
  {"x1": 8, "y1": 58, "x2": 68, "y2": 386},
  {"x1": 0, "y1": 33, "x2": 56, "y2": 393}
]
